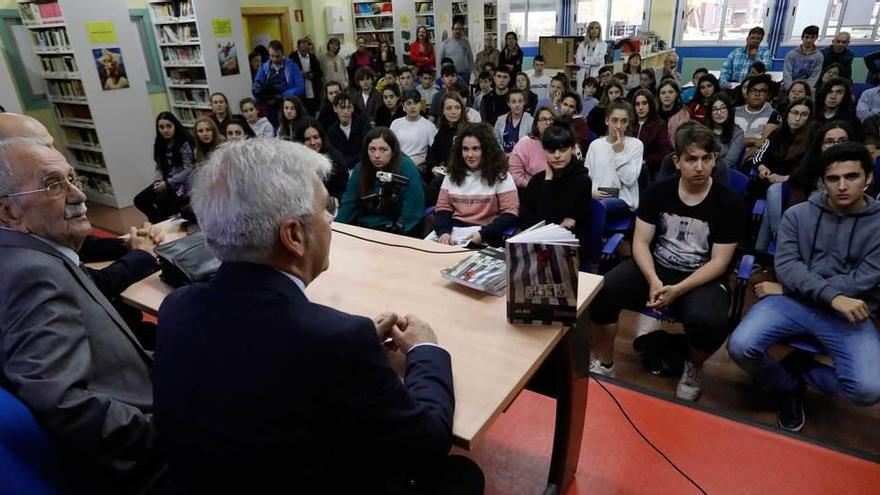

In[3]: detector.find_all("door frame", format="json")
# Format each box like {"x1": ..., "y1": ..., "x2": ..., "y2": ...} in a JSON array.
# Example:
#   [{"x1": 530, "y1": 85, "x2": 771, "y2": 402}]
[{"x1": 241, "y1": 7, "x2": 294, "y2": 53}]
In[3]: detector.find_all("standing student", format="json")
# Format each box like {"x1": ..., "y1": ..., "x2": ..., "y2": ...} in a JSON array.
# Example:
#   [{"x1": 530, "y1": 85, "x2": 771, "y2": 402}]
[
  {"x1": 320, "y1": 37, "x2": 348, "y2": 89},
  {"x1": 347, "y1": 36, "x2": 377, "y2": 85},
  {"x1": 494, "y1": 88, "x2": 534, "y2": 154},
  {"x1": 240, "y1": 97, "x2": 274, "y2": 138},
  {"x1": 134, "y1": 112, "x2": 194, "y2": 223},
  {"x1": 575, "y1": 21, "x2": 607, "y2": 93},
  {"x1": 252, "y1": 40, "x2": 305, "y2": 129},
  {"x1": 514, "y1": 72, "x2": 539, "y2": 115},
  {"x1": 784, "y1": 25, "x2": 823, "y2": 91},
  {"x1": 390, "y1": 89, "x2": 438, "y2": 169},
  {"x1": 589, "y1": 124, "x2": 745, "y2": 403},
  {"x1": 375, "y1": 83, "x2": 405, "y2": 128},
  {"x1": 499, "y1": 31, "x2": 523, "y2": 75},
  {"x1": 326, "y1": 93, "x2": 370, "y2": 170},
  {"x1": 290, "y1": 38, "x2": 324, "y2": 114},
  {"x1": 527, "y1": 55, "x2": 552, "y2": 100},
  {"x1": 192, "y1": 116, "x2": 221, "y2": 164},
  {"x1": 292, "y1": 118, "x2": 348, "y2": 200},
  {"x1": 276, "y1": 96, "x2": 308, "y2": 141},
  {"x1": 521, "y1": 122, "x2": 592, "y2": 261},
  {"x1": 586, "y1": 101, "x2": 644, "y2": 213},
  {"x1": 633, "y1": 89, "x2": 673, "y2": 179},
  {"x1": 509, "y1": 106, "x2": 556, "y2": 188},
  {"x1": 433, "y1": 123, "x2": 519, "y2": 246},
  {"x1": 687, "y1": 73, "x2": 720, "y2": 122},
  {"x1": 410, "y1": 26, "x2": 436, "y2": 73},
  {"x1": 351, "y1": 67, "x2": 383, "y2": 125},
  {"x1": 438, "y1": 19, "x2": 474, "y2": 85},
  {"x1": 657, "y1": 79, "x2": 691, "y2": 144},
  {"x1": 474, "y1": 33, "x2": 500, "y2": 82},
  {"x1": 224, "y1": 115, "x2": 256, "y2": 141},
  {"x1": 208, "y1": 92, "x2": 231, "y2": 136},
  {"x1": 588, "y1": 81, "x2": 624, "y2": 137},
  {"x1": 704, "y1": 93, "x2": 746, "y2": 176},
  {"x1": 337, "y1": 127, "x2": 426, "y2": 235}
]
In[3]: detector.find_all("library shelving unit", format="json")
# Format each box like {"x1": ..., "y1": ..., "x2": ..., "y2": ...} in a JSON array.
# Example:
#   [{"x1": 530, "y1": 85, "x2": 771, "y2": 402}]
[
  {"x1": 451, "y1": 0, "x2": 468, "y2": 38},
  {"x1": 352, "y1": 1, "x2": 396, "y2": 61},
  {"x1": 483, "y1": 0, "x2": 497, "y2": 44},
  {"x1": 414, "y1": 1, "x2": 436, "y2": 44},
  {"x1": 147, "y1": 0, "x2": 250, "y2": 128},
  {"x1": 17, "y1": 0, "x2": 156, "y2": 208}
]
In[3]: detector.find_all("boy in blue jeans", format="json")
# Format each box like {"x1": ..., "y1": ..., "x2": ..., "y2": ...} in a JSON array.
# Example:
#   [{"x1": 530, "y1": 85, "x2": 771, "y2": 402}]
[{"x1": 729, "y1": 142, "x2": 880, "y2": 432}]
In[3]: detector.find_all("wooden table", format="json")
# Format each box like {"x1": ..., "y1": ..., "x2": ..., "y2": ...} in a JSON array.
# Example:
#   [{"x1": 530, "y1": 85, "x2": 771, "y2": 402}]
[{"x1": 119, "y1": 221, "x2": 603, "y2": 494}]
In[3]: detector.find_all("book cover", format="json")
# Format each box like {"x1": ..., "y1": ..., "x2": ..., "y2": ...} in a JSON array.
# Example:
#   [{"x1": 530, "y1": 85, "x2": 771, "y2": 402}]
[{"x1": 441, "y1": 247, "x2": 507, "y2": 296}]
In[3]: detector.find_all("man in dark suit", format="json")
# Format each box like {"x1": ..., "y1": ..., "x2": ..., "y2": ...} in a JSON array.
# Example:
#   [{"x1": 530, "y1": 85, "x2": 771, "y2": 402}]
[
  {"x1": 153, "y1": 139, "x2": 483, "y2": 494},
  {"x1": 290, "y1": 37, "x2": 324, "y2": 115},
  {"x1": 0, "y1": 138, "x2": 164, "y2": 493},
  {"x1": 326, "y1": 92, "x2": 371, "y2": 170}
]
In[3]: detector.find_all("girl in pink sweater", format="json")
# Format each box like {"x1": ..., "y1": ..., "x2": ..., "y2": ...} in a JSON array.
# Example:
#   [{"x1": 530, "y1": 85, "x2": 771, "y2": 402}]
[{"x1": 508, "y1": 106, "x2": 557, "y2": 188}]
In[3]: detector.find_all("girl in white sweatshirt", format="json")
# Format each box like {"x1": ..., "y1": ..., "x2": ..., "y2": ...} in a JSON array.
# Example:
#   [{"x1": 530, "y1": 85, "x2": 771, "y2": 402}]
[{"x1": 585, "y1": 100, "x2": 644, "y2": 211}]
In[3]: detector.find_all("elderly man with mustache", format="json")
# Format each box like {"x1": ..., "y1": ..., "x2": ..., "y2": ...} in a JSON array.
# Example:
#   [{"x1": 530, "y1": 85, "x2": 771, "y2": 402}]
[{"x1": 0, "y1": 135, "x2": 166, "y2": 493}]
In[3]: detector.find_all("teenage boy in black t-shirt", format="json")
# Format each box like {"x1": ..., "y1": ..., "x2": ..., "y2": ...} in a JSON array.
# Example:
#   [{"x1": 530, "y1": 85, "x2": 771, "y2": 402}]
[{"x1": 589, "y1": 124, "x2": 745, "y2": 401}]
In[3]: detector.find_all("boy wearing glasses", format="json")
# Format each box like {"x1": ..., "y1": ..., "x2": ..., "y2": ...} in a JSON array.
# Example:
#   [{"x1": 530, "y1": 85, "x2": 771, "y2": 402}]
[{"x1": 734, "y1": 74, "x2": 774, "y2": 154}]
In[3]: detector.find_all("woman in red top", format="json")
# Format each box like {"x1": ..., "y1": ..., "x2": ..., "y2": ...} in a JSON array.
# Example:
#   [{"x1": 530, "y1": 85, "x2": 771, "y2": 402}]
[
  {"x1": 410, "y1": 26, "x2": 435, "y2": 72},
  {"x1": 686, "y1": 73, "x2": 719, "y2": 123}
]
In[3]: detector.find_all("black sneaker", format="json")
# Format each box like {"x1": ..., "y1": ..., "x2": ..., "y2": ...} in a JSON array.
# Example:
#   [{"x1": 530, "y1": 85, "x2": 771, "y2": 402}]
[{"x1": 777, "y1": 382, "x2": 805, "y2": 432}]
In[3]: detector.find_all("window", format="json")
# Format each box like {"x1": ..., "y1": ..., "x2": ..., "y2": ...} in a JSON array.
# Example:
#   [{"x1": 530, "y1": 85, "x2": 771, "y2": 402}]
[
  {"x1": 575, "y1": 0, "x2": 651, "y2": 40},
  {"x1": 784, "y1": 0, "x2": 880, "y2": 44},
  {"x1": 677, "y1": 0, "x2": 773, "y2": 45},
  {"x1": 508, "y1": 0, "x2": 559, "y2": 44}
]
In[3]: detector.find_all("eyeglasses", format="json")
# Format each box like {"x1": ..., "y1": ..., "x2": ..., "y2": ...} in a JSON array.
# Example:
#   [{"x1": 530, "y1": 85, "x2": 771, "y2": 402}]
[
  {"x1": 822, "y1": 138, "x2": 848, "y2": 147},
  {"x1": 789, "y1": 110, "x2": 810, "y2": 119},
  {"x1": 711, "y1": 106, "x2": 728, "y2": 113},
  {"x1": 538, "y1": 117, "x2": 554, "y2": 123},
  {"x1": 0, "y1": 176, "x2": 87, "y2": 199},
  {"x1": 748, "y1": 88, "x2": 769, "y2": 95}
]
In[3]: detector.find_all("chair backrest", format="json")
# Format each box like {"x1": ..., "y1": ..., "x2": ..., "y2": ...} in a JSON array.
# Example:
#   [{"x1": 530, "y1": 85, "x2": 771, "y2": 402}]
[
  {"x1": 853, "y1": 82, "x2": 873, "y2": 103},
  {"x1": 586, "y1": 199, "x2": 607, "y2": 269},
  {"x1": 0, "y1": 387, "x2": 64, "y2": 495},
  {"x1": 727, "y1": 169, "x2": 749, "y2": 198}
]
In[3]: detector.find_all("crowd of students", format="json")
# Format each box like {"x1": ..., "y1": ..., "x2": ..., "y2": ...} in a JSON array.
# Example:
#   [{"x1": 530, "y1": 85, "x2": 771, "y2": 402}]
[{"x1": 134, "y1": 22, "x2": 880, "y2": 436}]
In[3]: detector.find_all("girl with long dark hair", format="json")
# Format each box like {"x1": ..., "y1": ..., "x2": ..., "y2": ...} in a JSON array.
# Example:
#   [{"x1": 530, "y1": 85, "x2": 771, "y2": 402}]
[
  {"x1": 499, "y1": 31, "x2": 523, "y2": 74},
  {"x1": 292, "y1": 118, "x2": 349, "y2": 200},
  {"x1": 277, "y1": 96, "x2": 308, "y2": 140},
  {"x1": 704, "y1": 93, "x2": 745, "y2": 175},
  {"x1": 687, "y1": 73, "x2": 720, "y2": 122},
  {"x1": 657, "y1": 79, "x2": 690, "y2": 141},
  {"x1": 134, "y1": 111, "x2": 195, "y2": 222},
  {"x1": 746, "y1": 98, "x2": 814, "y2": 198},
  {"x1": 632, "y1": 89, "x2": 673, "y2": 179}
]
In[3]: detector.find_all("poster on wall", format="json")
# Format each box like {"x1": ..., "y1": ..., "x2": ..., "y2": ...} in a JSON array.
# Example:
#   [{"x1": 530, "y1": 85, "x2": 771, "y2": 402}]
[
  {"x1": 217, "y1": 41, "x2": 240, "y2": 76},
  {"x1": 93, "y1": 47, "x2": 129, "y2": 90}
]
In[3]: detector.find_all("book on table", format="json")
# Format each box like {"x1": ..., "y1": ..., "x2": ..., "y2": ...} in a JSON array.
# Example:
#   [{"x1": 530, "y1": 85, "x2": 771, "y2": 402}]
[
  {"x1": 440, "y1": 247, "x2": 507, "y2": 296},
  {"x1": 506, "y1": 223, "x2": 580, "y2": 325}
]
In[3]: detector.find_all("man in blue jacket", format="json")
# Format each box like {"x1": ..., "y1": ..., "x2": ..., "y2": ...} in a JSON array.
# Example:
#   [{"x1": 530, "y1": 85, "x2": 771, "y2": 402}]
[
  {"x1": 251, "y1": 39, "x2": 304, "y2": 129},
  {"x1": 153, "y1": 139, "x2": 483, "y2": 494},
  {"x1": 729, "y1": 142, "x2": 880, "y2": 432}
]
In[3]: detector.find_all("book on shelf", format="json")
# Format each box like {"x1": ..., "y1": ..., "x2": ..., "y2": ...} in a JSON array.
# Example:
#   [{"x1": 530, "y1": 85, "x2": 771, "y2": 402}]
[
  {"x1": 64, "y1": 128, "x2": 100, "y2": 147},
  {"x1": 31, "y1": 28, "x2": 70, "y2": 50},
  {"x1": 505, "y1": 223, "x2": 580, "y2": 326},
  {"x1": 54, "y1": 104, "x2": 93, "y2": 122},
  {"x1": 19, "y1": 2, "x2": 61, "y2": 24},
  {"x1": 355, "y1": 17, "x2": 393, "y2": 31},
  {"x1": 159, "y1": 24, "x2": 198, "y2": 43},
  {"x1": 441, "y1": 247, "x2": 507, "y2": 296},
  {"x1": 48, "y1": 80, "x2": 86, "y2": 99},
  {"x1": 40, "y1": 55, "x2": 77, "y2": 73},
  {"x1": 151, "y1": 1, "x2": 193, "y2": 19},
  {"x1": 355, "y1": 3, "x2": 393, "y2": 15},
  {"x1": 361, "y1": 32, "x2": 394, "y2": 45},
  {"x1": 73, "y1": 149, "x2": 105, "y2": 167},
  {"x1": 163, "y1": 46, "x2": 202, "y2": 63},
  {"x1": 416, "y1": 3, "x2": 433, "y2": 13},
  {"x1": 172, "y1": 88, "x2": 209, "y2": 105}
]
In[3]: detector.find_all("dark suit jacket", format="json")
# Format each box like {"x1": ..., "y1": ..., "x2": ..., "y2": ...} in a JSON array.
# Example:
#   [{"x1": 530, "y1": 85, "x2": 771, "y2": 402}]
[
  {"x1": 153, "y1": 262, "x2": 455, "y2": 493},
  {"x1": 290, "y1": 51, "x2": 324, "y2": 100},
  {"x1": 327, "y1": 114, "x2": 371, "y2": 170},
  {"x1": 0, "y1": 229, "x2": 158, "y2": 489},
  {"x1": 351, "y1": 87, "x2": 383, "y2": 125}
]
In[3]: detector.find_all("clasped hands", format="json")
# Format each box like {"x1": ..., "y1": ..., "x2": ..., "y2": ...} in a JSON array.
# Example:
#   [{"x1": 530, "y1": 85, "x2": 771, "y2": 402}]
[
  {"x1": 373, "y1": 312, "x2": 438, "y2": 354},
  {"x1": 646, "y1": 277, "x2": 683, "y2": 310},
  {"x1": 126, "y1": 221, "x2": 165, "y2": 257}
]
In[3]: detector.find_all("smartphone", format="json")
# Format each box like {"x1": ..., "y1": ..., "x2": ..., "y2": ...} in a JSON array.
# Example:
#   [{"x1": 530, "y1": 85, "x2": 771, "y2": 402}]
[{"x1": 598, "y1": 187, "x2": 620, "y2": 198}]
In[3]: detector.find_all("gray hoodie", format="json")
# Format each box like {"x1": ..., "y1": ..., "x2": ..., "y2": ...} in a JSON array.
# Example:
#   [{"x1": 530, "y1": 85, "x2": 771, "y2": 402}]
[
  {"x1": 776, "y1": 191, "x2": 880, "y2": 311},
  {"x1": 783, "y1": 45, "x2": 823, "y2": 90}
]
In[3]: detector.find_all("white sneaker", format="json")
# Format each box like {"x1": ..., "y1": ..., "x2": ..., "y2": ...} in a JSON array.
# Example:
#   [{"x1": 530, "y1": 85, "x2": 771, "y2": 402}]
[
  {"x1": 590, "y1": 360, "x2": 616, "y2": 378},
  {"x1": 676, "y1": 361, "x2": 703, "y2": 401}
]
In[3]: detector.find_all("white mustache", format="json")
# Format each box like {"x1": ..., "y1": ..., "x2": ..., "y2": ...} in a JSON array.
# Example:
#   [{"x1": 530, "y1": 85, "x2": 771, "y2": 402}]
[{"x1": 64, "y1": 203, "x2": 87, "y2": 219}]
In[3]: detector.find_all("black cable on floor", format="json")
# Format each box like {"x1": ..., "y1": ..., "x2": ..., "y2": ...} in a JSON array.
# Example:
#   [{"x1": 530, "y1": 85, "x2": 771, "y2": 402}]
[
  {"x1": 332, "y1": 227, "x2": 473, "y2": 254},
  {"x1": 591, "y1": 377, "x2": 709, "y2": 495}
]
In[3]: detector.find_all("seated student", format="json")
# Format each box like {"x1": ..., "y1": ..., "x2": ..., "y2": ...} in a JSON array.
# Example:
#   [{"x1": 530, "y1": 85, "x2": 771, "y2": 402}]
[
  {"x1": 514, "y1": 71, "x2": 539, "y2": 115},
  {"x1": 521, "y1": 122, "x2": 592, "y2": 261},
  {"x1": 494, "y1": 88, "x2": 534, "y2": 154},
  {"x1": 429, "y1": 65, "x2": 463, "y2": 120},
  {"x1": 633, "y1": 89, "x2": 673, "y2": 179},
  {"x1": 225, "y1": 114, "x2": 257, "y2": 141},
  {"x1": 559, "y1": 91, "x2": 592, "y2": 155},
  {"x1": 581, "y1": 77, "x2": 600, "y2": 119},
  {"x1": 509, "y1": 106, "x2": 556, "y2": 189},
  {"x1": 704, "y1": 93, "x2": 746, "y2": 176},
  {"x1": 734, "y1": 74, "x2": 775, "y2": 154},
  {"x1": 432, "y1": 123, "x2": 518, "y2": 247},
  {"x1": 326, "y1": 92, "x2": 370, "y2": 170},
  {"x1": 589, "y1": 124, "x2": 745, "y2": 402},
  {"x1": 390, "y1": 89, "x2": 438, "y2": 169},
  {"x1": 622, "y1": 53, "x2": 643, "y2": 91},
  {"x1": 317, "y1": 81, "x2": 344, "y2": 130},
  {"x1": 472, "y1": 70, "x2": 493, "y2": 112},
  {"x1": 425, "y1": 92, "x2": 470, "y2": 204},
  {"x1": 816, "y1": 62, "x2": 844, "y2": 91},
  {"x1": 612, "y1": 72, "x2": 629, "y2": 92},
  {"x1": 276, "y1": 95, "x2": 308, "y2": 141},
  {"x1": 375, "y1": 83, "x2": 405, "y2": 128},
  {"x1": 292, "y1": 118, "x2": 349, "y2": 200},
  {"x1": 526, "y1": 55, "x2": 552, "y2": 100},
  {"x1": 729, "y1": 142, "x2": 880, "y2": 432},
  {"x1": 657, "y1": 79, "x2": 691, "y2": 145},
  {"x1": 784, "y1": 25, "x2": 823, "y2": 92},
  {"x1": 208, "y1": 92, "x2": 232, "y2": 135},
  {"x1": 596, "y1": 64, "x2": 615, "y2": 101},
  {"x1": 586, "y1": 101, "x2": 644, "y2": 215},
  {"x1": 192, "y1": 115, "x2": 221, "y2": 165},
  {"x1": 153, "y1": 138, "x2": 484, "y2": 494},
  {"x1": 134, "y1": 111, "x2": 194, "y2": 223},
  {"x1": 375, "y1": 59, "x2": 398, "y2": 92},
  {"x1": 763, "y1": 80, "x2": 811, "y2": 139},
  {"x1": 626, "y1": 68, "x2": 657, "y2": 101},
  {"x1": 351, "y1": 66, "x2": 382, "y2": 125},
  {"x1": 536, "y1": 73, "x2": 567, "y2": 114},
  {"x1": 754, "y1": 120, "x2": 853, "y2": 254},
  {"x1": 681, "y1": 67, "x2": 709, "y2": 104},
  {"x1": 856, "y1": 80, "x2": 880, "y2": 121},
  {"x1": 396, "y1": 66, "x2": 418, "y2": 94},
  {"x1": 745, "y1": 98, "x2": 813, "y2": 199},
  {"x1": 452, "y1": 83, "x2": 482, "y2": 122},
  {"x1": 337, "y1": 127, "x2": 426, "y2": 235},
  {"x1": 687, "y1": 73, "x2": 719, "y2": 122},
  {"x1": 588, "y1": 81, "x2": 625, "y2": 137},
  {"x1": 417, "y1": 67, "x2": 439, "y2": 113},
  {"x1": 814, "y1": 76, "x2": 862, "y2": 136},
  {"x1": 433, "y1": 57, "x2": 467, "y2": 88},
  {"x1": 240, "y1": 97, "x2": 274, "y2": 138},
  {"x1": 481, "y1": 66, "x2": 513, "y2": 125}
]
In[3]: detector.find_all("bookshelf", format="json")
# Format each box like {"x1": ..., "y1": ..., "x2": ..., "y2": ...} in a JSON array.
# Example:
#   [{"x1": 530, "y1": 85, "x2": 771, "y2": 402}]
[
  {"x1": 147, "y1": 0, "x2": 250, "y2": 128},
  {"x1": 484, "y1": 0, "x2": 497, "y2": 43},
  {"x1": 18, "y1": 0, "x2": 156, "y2": 208},
  {"x1": 351, "y1": 0, "x2": 396, "y2": 61},
  {"x1": 414, "y1": 1, "x2": 435, "y2": 44}
]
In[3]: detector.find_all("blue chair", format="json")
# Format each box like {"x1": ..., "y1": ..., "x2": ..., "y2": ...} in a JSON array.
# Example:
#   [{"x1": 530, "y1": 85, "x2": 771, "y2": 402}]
[
  {"x1": 853, "y1": 82, "x2": 873, "y2": 103},
  {"x1": 0, "y1": 387, "x2": 64, "y2": 495}
]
